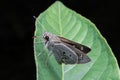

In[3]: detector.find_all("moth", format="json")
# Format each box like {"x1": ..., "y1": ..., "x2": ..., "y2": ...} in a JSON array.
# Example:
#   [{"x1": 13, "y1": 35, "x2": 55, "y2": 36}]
[{"x1": 42, "y1": 32, "x2": 91, "y2": 64}]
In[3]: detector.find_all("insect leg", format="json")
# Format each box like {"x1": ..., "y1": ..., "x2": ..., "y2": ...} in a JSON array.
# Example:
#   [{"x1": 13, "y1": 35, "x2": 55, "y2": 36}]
[
  {"x1": 45, "y1": 51, "x2": 52, "y2": 65},
  {"x1": 37, "y1": 46, "x2": 46, "y2": 57}
]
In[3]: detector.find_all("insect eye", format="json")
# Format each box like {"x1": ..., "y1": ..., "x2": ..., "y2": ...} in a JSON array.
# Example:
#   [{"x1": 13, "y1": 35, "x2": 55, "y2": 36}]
[{"x1": 44, "y1": 36, "x2": 49, "y2": 41}]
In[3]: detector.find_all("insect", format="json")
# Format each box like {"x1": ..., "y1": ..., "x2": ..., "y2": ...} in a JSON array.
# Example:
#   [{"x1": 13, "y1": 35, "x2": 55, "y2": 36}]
[{"x1": 42, "y1": 32, "x2": 91, "y2": 64}]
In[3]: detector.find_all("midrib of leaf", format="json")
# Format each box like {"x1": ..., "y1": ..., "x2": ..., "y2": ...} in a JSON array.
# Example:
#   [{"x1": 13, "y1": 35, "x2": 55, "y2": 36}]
[
  {"x1": 58, "y1": 2, "x2": 62, "y2": 36},
  {"x1": 57, "y1": 2, "x2": 64, "y2": 80}
]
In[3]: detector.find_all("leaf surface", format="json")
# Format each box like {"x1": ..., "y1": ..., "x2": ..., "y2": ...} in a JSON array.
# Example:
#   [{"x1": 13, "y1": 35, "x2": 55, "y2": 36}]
[{"x1": 34, "y1": 1, "x2": 120, "y2": 80}]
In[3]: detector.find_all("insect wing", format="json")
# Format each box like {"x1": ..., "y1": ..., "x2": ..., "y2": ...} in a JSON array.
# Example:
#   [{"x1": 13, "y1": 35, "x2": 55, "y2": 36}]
[
  {"x1": 52, "y1": 42, "x2": 78, "y2": 64},
  {"x1": 58, "y1": 36, "x2": 91, "y2": 53},
  {"x1": 63, "y1": 42, "x2": 91, "y2": 64},
  {"x1": 77, "y1": 53, "x2": 91, "y2": 64}
]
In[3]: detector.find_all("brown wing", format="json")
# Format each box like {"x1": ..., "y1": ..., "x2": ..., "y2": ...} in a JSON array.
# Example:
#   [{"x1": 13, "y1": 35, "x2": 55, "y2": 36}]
[{"x1": 58, "y1": 36, "x2": 91, "y2": 54}]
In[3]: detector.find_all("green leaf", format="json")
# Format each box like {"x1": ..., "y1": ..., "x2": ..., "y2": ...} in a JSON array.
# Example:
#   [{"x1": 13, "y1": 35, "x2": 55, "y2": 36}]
[{"x1": 34, "y1": 1, "x2": 120, "y2": 80}]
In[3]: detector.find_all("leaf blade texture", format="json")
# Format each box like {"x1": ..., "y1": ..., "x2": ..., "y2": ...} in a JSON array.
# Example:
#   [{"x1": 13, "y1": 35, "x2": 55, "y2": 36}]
[{"x1": 34, "y1": 1, "x2": 120, "y2": 80}]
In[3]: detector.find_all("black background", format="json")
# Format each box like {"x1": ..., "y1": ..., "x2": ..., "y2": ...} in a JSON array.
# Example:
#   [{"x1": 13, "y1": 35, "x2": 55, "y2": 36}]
[{"x1": 1, "y1": 0, "x2": 120, "y2": 80}]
